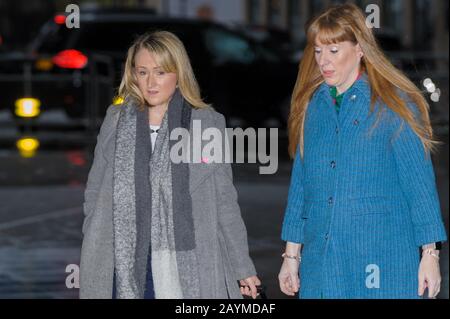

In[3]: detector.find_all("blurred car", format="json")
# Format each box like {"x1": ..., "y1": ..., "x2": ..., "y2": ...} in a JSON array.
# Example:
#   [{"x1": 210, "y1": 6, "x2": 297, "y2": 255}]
[
  {"x1": 0, "y1": 7, "x2": 298, "y2": 128},
  {"x1": 231, "y1": 24, "x2": 297, "y2": 61}
]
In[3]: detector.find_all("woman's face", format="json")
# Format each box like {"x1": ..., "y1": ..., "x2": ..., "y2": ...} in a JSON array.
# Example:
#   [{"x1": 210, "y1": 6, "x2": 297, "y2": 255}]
[
  {"x1": 134, "y1": 48, "x2": 178, "y2": 108},
  {"x1": 314, "y1": 39, "x2": 363, "y2": 94}
]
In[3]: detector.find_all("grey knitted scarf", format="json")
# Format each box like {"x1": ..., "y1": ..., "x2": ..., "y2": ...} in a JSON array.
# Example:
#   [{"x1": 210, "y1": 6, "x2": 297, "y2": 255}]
[{"x1": 112, "y1": 90, "x2": 200, "y2": 299}]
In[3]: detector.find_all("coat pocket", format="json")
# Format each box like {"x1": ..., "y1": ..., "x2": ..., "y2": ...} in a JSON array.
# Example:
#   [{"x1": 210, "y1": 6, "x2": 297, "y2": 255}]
[
  {"x1": 348, "y1": 197, "x2": 392, "y2": 216},
  {"x1": 301, "y1": 201, "x2": 319, "y2": 245},
  {"x1": 301, "y1": 201, "x2": 314, "y2": 219}
]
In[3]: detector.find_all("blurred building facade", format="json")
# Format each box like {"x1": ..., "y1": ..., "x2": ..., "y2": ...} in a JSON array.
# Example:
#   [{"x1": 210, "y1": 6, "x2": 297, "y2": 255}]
[
  {"x1": 148, "y1": 0, "x2": 448, "y2": 53},
  {"x1": 242, "y1": 0, "x2": 448, "y2": 53},
  {"x1": 0, "y1": 0, "x2": 447, "y2": 54}
]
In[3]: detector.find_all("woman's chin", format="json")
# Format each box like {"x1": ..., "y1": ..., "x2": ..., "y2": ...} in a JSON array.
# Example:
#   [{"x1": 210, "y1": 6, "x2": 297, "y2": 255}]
[
  {"x1": 145, "y1": 97, "x2": 165, "y2": 108},
  {"x1": 323, "y1": 78, "x2": 338, "y2": 86}
]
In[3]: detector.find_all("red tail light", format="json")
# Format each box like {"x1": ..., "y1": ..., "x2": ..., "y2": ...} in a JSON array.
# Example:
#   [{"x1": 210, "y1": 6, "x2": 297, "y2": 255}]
[
  {"x1": 52, "y1": 50, "x2": 88, "y2": 69},
  {"x1": 54, "y1": 14, "x2": 66, "y2": 25}
]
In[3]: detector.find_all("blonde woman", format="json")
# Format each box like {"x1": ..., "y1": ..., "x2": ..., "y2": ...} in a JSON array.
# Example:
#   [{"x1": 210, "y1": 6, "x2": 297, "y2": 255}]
[
  {"x1": 279, "y1": 4, "x2": 447, "y2": 299},
  {"x1": 80, "y1": 31, "x2": 260, "y2": 299}
]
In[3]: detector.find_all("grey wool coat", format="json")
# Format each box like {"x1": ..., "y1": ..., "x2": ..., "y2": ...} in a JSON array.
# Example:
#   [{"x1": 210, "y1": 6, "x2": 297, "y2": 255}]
[{"x1": 79, "y1": 103, "x2": 257, "y2": 299}]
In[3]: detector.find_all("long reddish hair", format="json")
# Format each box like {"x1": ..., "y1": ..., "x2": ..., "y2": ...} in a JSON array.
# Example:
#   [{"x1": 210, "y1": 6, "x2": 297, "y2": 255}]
[{"x1": 288, "y1": 3, "x2": 436, "y2": 158}]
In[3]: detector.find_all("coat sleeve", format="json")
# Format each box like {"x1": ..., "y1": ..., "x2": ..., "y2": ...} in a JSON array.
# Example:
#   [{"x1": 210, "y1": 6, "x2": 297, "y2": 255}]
[
  {"x1": 391, "y1": 106, "x2": 447, "y2": 247},
  {"x1": 213, "y1": 112, "x2": 257, "y2": 280},
  {"x1": 82, "y1": 105, "x2": 116, "y2": 236},
  {"x1": 281, "y1": 146, "x2": 306, "y2": 244}
]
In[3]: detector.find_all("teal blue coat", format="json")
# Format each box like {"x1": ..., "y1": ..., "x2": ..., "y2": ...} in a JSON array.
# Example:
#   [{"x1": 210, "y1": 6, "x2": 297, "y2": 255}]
[{"x1": 282, "y1": 75, "x2": 447, "y2": 298}]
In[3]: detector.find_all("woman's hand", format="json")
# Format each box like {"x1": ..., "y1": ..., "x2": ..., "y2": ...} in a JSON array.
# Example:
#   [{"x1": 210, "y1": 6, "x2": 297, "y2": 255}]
[
  {"x1": 239, "y1": 276, "x2": 261, "y2": 299},
  {"x1": 278, "y1": 257, "x2": 300, "y2": 296},
  {"x1": 418, "y1": 253, "x2": 441, "y2": 298}
]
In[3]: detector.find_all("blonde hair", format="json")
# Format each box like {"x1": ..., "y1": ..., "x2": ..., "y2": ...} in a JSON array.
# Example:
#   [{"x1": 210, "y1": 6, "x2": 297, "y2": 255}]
[
  {"x1": 118, "y1": 31, "x2": 209, "y2": 109},
  {"x1": 288, "y1": 3, "x2": 436, "y2": 158}
]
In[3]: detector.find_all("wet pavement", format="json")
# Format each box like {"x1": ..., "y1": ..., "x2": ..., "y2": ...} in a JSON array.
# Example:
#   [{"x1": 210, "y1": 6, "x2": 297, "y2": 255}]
[{"x1": 0, "y1": 110, "x2": 448, "y2": 299}]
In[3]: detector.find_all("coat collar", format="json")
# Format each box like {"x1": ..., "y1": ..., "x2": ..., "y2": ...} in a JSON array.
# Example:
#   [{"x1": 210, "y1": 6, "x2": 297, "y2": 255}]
[
  {"x1": 315, "y1": 72, "x2": 371, "y2": 99},
  {"x1": 312, "y1": 72, "x2": 372, "y2": 126}
]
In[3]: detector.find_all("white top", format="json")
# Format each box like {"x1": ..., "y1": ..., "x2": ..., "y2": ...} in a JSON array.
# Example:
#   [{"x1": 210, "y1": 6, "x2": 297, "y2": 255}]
[{"x1": 150, "y1": 125, "x2": 160, "y2": 152}]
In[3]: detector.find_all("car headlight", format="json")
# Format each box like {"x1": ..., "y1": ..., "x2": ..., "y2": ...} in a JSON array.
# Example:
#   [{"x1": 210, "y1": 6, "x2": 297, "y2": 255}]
[{"x1": 15, "y1": 98, "x2": 41, "y2": 118}]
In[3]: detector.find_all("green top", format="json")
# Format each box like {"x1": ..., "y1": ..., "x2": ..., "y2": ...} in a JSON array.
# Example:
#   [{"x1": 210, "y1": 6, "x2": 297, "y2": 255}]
[
  {"x1": 329, "y1": 86, "x2": 344, "y2": 114},
  {"x1": 329, "y1": 74, "x2": 362, "y2": 114}
]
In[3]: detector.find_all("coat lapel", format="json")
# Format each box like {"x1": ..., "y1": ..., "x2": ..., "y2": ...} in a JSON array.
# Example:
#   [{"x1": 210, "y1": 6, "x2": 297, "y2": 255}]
[
  {"x1": 315, "y1": 83, "x2": 339, "y2": 126},
  {"x1": 188, "y1": 108, "x2": 219, "y2": 194},
  {"x1": 338, "y1": 75, "x2": 372, "y2": 131}
]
